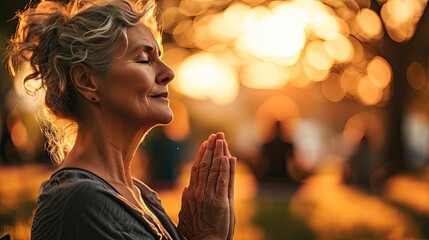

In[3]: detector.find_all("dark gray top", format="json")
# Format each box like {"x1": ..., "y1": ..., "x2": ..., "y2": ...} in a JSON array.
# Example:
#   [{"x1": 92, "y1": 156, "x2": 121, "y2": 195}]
[{"x1": 31, "y1": 168, "x2": 184, "y2": 240}]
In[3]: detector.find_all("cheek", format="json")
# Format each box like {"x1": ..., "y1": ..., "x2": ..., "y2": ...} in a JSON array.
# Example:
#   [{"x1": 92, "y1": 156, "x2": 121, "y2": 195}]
[
  {"x1": 130, "y1": 72, "x2": 154, "y2": 93},
  {"x1": 104, "y1": 65, "x2": 154, "y2": 97}
]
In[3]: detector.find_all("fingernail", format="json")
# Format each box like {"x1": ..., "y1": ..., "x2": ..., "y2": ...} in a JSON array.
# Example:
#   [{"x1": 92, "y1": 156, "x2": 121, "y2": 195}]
[
  {"x1": 217, "y1": 132, "x2": 225, "y2": 139},
  {"x1": 216, "y1": 139, "x2": 222, "y2": 147}
]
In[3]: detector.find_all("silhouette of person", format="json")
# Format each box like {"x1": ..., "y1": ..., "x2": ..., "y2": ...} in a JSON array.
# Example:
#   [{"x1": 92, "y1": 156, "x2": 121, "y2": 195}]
[
  {"x1": 343, "y1": 135, "x2": 376, "y2": 190},
  {"x1": 259, "y1": 120, "x2": 296, "y2": 182}
]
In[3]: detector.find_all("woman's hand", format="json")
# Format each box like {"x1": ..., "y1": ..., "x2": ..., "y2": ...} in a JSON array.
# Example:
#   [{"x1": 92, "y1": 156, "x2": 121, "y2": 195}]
[{"x1": 178, "y1": 133, "x2": 236, "y2": 240}]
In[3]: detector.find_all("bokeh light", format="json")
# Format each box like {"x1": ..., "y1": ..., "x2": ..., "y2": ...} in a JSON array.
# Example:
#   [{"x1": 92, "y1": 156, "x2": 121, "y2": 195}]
[
  {"x1": 407, "y1": 61, "x2": 427, "y2": 90},
  {"x1": 321, "y1": 73, "x2": 347, "y2": 102},
  {"x1": 164, "y1": 0, "x2": 408, "y2": 106},
  {"x1": 175, "y1": 52, "x2": 239, "y2": 105},
  {"x1": 354, "y1": 8, "x2": 383, "y2": 40},
  {"x1": 381, "y1": 0, "x2": 427, "y2": 42},
  {"x1": 240, "y1": 60, "x2": 289, "y2": 89},
  {"x1": 366, "y1": 56, "x2": 392, "y2": 89}
]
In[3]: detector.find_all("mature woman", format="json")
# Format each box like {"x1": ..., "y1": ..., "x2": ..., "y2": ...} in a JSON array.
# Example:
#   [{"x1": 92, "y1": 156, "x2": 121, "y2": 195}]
[{"x1": 7, "y1": 0, "x2": 236, "y2": 239}]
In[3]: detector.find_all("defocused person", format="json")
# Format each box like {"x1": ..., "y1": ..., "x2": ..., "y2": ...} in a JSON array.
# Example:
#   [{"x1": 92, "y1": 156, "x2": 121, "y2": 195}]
[
  {"x1": 257, "y1": 121, "x2": 299, "y2": 182},
  {"x1": 7, "y1": 0, "x2": 236, "y2": 239},
  {"x1": 343, "y1": 135, "x2": 377, "y2": 190}
]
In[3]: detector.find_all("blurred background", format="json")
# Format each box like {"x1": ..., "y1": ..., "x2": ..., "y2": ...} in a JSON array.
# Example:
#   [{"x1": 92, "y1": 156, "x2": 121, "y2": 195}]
[{"x1": 1, "y1": 0, "x2": 429, "y2": 239}]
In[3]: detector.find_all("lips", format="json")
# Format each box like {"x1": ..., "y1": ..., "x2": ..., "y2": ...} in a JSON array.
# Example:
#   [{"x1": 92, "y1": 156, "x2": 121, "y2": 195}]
[{"x1": 150, "y1": 92, "x2": 168, "y2": 99}]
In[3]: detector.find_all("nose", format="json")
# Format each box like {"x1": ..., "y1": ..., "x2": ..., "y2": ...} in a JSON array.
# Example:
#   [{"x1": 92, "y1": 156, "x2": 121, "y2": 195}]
[{"x1": 156, "y1": 60, "x2": 175, "y2": 85}]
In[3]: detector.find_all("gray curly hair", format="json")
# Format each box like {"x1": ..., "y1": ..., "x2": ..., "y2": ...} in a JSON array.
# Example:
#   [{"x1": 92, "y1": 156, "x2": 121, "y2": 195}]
[{"x1": 7, "y1": 0, "x2": 160, "y2": 164}]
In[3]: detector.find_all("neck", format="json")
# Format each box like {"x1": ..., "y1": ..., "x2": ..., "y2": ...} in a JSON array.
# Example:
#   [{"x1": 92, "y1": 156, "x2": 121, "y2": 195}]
[{"x1": 61, "y1": 118, "x2": 152, "y2": 187}]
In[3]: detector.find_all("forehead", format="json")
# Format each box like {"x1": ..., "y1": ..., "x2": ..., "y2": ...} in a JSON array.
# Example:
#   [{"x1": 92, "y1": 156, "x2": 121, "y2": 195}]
[{"x1": 118, "y1": 23, "x2": 160, "y2": 56}]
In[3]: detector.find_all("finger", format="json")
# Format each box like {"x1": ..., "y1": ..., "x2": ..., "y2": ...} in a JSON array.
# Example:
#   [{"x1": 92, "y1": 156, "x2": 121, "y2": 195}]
[
  {"x1": 228, "y1": 157, "x2": 236, "y2": 201},
  {"x1": 197, "y1": 134, "x2": 216, "y2": 191},
  {"x1": 215, "y1": 156, "x2": 230, "y2": 198},
  {"x1": 228, "y1": 157, "x2": 236, "y2": 239},
  {"x1": 215, "y1": 132, "x2": 231, "y2": 157},
  {"x1": 179, "y1": 186, "x2": 189, "y2": 216},
  {"x1": 228, "y1": 214, "x2": 236, "y2": 240},
  {"x1": 223, "y1": 139, "x2": 232, "y2": 158},
  {"x1": 206, "y1": 142, "x2": 223, "y2": 194},
  {"x1": 214, "y1": 139, "x2": 224, "y2": 159},
  {"x1": 215, "y1": 132, "x2": 225, "y2": 140},
  {"x1": 182, "y1": 186, "x2": 188, "y2": 197},
  {"x1": 189, "y1": 140, "x2": 208, "y2": 190}
]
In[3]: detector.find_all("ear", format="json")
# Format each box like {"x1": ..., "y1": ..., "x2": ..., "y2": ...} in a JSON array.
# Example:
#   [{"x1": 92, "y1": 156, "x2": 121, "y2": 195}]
[{"x1": 70, "y1": 63, "x2": 99, "y2": 102}]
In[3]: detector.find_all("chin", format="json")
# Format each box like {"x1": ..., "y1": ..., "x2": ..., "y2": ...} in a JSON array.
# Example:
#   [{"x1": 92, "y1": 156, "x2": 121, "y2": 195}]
[{"x1": 157, "y1": 110, "x2": 174, "y2": 125}]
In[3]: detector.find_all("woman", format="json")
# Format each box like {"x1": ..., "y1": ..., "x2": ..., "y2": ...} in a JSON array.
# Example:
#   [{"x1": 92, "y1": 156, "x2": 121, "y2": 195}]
[{"x1": 7, "y1": 0, "x2": 236, "y2": 239}]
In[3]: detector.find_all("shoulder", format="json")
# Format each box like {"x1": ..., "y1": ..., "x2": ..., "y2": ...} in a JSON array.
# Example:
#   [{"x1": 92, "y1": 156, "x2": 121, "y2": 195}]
[
  {"x1": 32, "y1": 168, "x2": 157, "y2": 239},
  {"x1": 33, "y1": 168, "x2": 118, "y2": 225},
  {"x1": 37, "y1": 168, "x2": 114, "y2": 204}
]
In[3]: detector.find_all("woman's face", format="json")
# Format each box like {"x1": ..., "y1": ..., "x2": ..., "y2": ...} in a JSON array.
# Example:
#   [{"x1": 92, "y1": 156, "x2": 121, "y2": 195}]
[{"x1": 97, "y1": 22, "x2": 174, "y2": 129}]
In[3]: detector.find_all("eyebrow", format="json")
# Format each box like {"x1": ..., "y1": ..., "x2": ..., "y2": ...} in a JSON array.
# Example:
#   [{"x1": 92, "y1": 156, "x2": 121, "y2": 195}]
[{"x1": 131, "y1": 44, "x2": 161, "y2": 57}]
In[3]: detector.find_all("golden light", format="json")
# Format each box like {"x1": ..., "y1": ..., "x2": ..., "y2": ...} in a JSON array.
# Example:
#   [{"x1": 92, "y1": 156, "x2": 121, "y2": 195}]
[
  {"x1": 290, "y1": 75, "x2": 312, "y2": 88},
  {"x1": 255, "y1": 95, "x2": 300, "y2": 122},
  {"x1": 343, "y1": 114, "x2": 366, "y2": 147},
  {"x1": 324, "y1": 33, "x2": 354, "y2": 63},
  {"x1": 240, "y1": 60, "x2": 288, "y2": 89},
  {"x1": 384, "y1": 175, "x2": 429, "y2": 215},
  {"x1": 266, "y1": 51, "x2": 302, "y2": 67},
  {"x1": 11, "y1": 121, "x2": 28, "y2": 149},
  {"x1": 340, "y1": 66, "x2": 361, "y2": 96},
  {"x1": 308, "y1": 11, "x2": 341, "y2": 40},
  {"x1": 355, "y1": 8, "x2": 383, "y2": 40},
  {"x1": 343, "y1": 112, "x2": 385, "y2": 149},
  {"x1": 162, "y1": 43, "x2": 190, "y2": 72},
  {"x1": 380, "y1": 0, "x2": 428, "y2": 42},
  {"x1": 385, "y1": 0, "x2": 415, "y2": 26},
  {"x1": 172, "y1": 19, "x2": 194, "y2": 48},
  {"x1": 240, "y1": 5, "x2": 270, "y2": 31},
  {"x1": 241, "y1": 0, "x2": 265, "y2": 4},
  {"x1": 290, "y1": 174, "x2": 419, "y2": 239},
  {"x1": 305, "y1": 40, "x2": 334, "y2": 71},
  {"x1": 10, "y1": 62, "x2": 45, "y2": 112},
  {"x1": 357, "y1": 75, "x2": 383, "y2": 106},
  {"x1": 321, "y1": 73, "x2": 346, "y2": 102},
  {"x1": 162, "y1": 7, "x2": 186, "y2": 33},
  {"x1": 164, "y1": 100, "x2": 190, "y2": 141},
  {"x1": 366, "y1": 56, "x2": 392, "y2": 89},
  {"x1": 301, "y1": 57, "x2": 330, "y2": 82},
  {"x1": 255, "y1": 95, "x2": 300, "y2": 141},
  {"x1": 178, "y1": 0, "x2": 211, "y2": 16},
  {"x1": 175, "y1": 52, "x2": 239, "y2": 105},
  {"x1": 349, "y1": 37, "x2": 366, "y2": 64},
  {"x1": 192, "y1": 14, "x2": 218, "y2": 50},
  {"x1": 216, "y1": 3, "x2": 251, "y2": 40},
  {"x1": 162, "y1": 0, "x2": 382, "y2": 102},
  {"x1": 159, "y1": 0, "x2": 427, "y2": 106},
  {"x1": 238, "y1": 8, "x2": 307, "y2": 59},
  {"x1": 407, "y1": 61, "x2": 427, "y2": 90}
]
